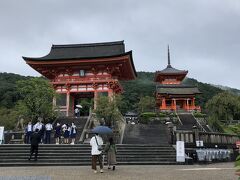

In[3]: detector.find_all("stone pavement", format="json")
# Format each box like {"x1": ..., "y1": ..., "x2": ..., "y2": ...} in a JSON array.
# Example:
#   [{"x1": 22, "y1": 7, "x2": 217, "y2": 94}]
[{"x1": 0, "y1": 162, "x2": 236, "y2": 180}]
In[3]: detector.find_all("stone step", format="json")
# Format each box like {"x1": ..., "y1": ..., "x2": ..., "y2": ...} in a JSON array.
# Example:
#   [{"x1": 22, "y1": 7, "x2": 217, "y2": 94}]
[
  {"x1": 0, "y1": 144, "x2": 172, "y2": 147},
  {"x1": 0, "y1": 154, "x2": 176, "y2": 158},
  {"x1": 0, "y1": 157, "x2": 176, "y2": 163},
  {"x1": 0, "y1": 143, "x2": 176, "y2": 166},
  {"x1": 0, "y1": 152, "x2": 176, "y2": 157},
  {"x1": 0, "y1": 161, "x2": 176, "y2": 167}
]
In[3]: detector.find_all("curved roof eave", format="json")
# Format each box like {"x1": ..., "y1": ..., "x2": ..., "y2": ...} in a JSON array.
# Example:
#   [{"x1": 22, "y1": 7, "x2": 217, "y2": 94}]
[{"x1": 22, "y1": 51, "x2": 132, "y2": 61}]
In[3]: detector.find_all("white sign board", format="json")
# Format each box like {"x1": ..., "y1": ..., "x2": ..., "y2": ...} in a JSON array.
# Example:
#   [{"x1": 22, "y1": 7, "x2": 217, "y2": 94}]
[
  {"x1": 176, "y1": 141, "x2": 185, "y2": 162},
  {"x1": 196, "y1": 140, "x2": 204, "y2": 147},
  {"x1": 0, "y1": 126, "x2": 4, "y2": 144}
]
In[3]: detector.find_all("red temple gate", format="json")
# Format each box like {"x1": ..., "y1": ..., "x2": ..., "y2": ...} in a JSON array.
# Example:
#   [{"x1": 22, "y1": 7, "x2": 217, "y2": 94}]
[{"x1": 23, "y1": 41, "x2": 137, "y2": 116}]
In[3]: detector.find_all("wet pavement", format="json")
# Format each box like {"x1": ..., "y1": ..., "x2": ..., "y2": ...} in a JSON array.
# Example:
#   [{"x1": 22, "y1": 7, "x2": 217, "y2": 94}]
[{"x1": 0, "y1": 162, "x2": 236, "y2": 180}]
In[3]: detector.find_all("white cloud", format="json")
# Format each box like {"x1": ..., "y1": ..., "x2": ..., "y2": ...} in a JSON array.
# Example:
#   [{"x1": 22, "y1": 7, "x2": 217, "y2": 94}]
[{"x1": 0, "y1": 0, "x2": 239, "y2": 89}]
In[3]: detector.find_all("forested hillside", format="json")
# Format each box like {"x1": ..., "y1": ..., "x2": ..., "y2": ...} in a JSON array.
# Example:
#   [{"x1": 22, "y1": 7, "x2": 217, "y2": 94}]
[
  {"x1": 0, "y1": 72, "x2": 239, "y2": 112},
  {"x1": 120, "y1": 71, "x2": 240, "y2": 112},
  {"x1": 0, "y1": 73, "x2": 31, "y2": 108}
]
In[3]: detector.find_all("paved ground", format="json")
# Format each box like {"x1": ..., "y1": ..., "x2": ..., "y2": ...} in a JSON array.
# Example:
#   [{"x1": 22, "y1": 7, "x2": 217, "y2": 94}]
[{"x1": 0, "y1": 163, "x2": 237, "y2": 180}]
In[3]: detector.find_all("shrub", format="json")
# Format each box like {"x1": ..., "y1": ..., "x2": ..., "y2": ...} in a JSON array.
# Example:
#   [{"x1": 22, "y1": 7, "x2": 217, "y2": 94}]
[{"x1": 194, "y1": 112, "x2": 207, "y2": 118}]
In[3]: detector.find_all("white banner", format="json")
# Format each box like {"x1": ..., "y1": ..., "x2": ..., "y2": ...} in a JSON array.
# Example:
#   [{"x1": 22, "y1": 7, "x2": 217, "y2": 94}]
[
  {"x1": 0, "y1": 126, "x2": 4, "y2": 144},
  {"x1": 196, "y1": 140, "x2": 204, "y2": 147},
  {"x1": 176, "y1": 141, "x2": 185, "y2": 162}
]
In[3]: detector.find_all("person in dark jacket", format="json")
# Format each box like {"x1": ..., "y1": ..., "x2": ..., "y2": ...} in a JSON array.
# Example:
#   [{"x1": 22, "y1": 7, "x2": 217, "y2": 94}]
[{"x1": 28, "y1": 129, "x2": 41, "y2": 161}]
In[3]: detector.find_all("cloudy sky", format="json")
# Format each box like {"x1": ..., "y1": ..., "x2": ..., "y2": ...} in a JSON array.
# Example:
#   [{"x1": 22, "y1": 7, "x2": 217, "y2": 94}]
[{"x1": 0, "y1": 0, "x2": 239, "y2": 89}]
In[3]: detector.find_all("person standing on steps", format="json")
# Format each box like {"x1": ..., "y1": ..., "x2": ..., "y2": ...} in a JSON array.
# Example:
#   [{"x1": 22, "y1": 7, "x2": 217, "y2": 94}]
[
  {"x1": 74, "y1": 108, "x2": 79, "y2": 118},
  {"x1": 33, "y1": 119, "x2": 44, "y2": 143},
  {"x1": 25, "y1": 121, "x2": 33, "y2": 144},
  {"x1": 90, "y1": 133, "x2": 104, "y2": 173},
  {"x1": 45, "y1": 122, "x2": 53, "y2": 144},
  {"x1": 28, "y1": 128, "x2": 41, "y2": 161},
  {"x1": 54, "y1": 123, "x2": 61, "y2": 144},
  {"x1": 70, "y1": 122, "x2": 77, "y2": 145},
  {"x1": 104, "y1": 137, "x2": 117, "y2": 171},
  {"x1": 62, "y1": 123, "x2": 70, "y2": 144}
]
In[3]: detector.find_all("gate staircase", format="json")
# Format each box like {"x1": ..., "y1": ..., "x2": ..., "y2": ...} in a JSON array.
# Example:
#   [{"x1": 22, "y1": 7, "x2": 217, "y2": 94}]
[{"x1": 0, "y1": 144, "x2": 176, "y2": 166}]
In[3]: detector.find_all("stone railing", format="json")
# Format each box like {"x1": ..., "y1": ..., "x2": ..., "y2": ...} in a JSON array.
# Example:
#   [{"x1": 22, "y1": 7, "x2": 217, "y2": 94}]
[
  {"x1": 115, "y1": 113, "x2": 126, "y2": 144},
  {"x1": 79, "y1": 112, "x2": 94, "y2": 143},
  {"x1": 4, "y1": 131, "x2": 25, "y2": 144},
  {"x1": 175, "y1": 130, "x2": 239, "y2": 146}
]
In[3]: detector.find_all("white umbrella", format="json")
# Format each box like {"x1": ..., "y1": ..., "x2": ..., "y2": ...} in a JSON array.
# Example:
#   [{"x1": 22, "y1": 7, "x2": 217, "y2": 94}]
[{"x1": 76, "y1": 105, "x2": 82, "y2": 108}]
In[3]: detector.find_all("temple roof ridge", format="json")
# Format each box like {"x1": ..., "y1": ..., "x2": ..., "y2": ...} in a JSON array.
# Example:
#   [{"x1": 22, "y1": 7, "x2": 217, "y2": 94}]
[
  {"x1": 23, "y1": 40, "x2": 127, "y2": 61},
  {"x1": 52, "y1": 40, "x2": 124, "y2": 49}
]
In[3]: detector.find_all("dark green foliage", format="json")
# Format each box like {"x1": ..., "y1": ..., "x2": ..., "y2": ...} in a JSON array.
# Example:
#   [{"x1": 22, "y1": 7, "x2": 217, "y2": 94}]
[
  {"x1": 0, "y1": 72, "x2": 240, "y2": 130},
  {"x1": 121, "y1": 72, "x2": 238, "y2": 113},
  {"x1": 193, "y1": 112, "x2": 207, "y2": 118},
  {"x1": 120, "y1": 72, "x2": 155, "y2": 112},
  {"x1": 183, "y1": 78, "x2": 224, "y2": 109},
  {"x1": 139, "y1": 112, "x2": 168, "y2": 124},
  {"x1": 138, "y1": 96, "x2": 155, "y2": 113},
  {"x1": 0, "y1": 107, "x2": 19, "y2": 130},
  {"x1": 0, "y1": 73, "x2": 31, "y2": 108},
  {"x1": 79, "y1": 98, "x2": 93, "y2": 116},
  {"x1": 223, "y1": 124, "x2": 240, "y2": 135},
  {"x1": 16, "y1": 78, "x2": 57, "y2": 123},
  {"x1": 206, "y1": 91, "x2": 240, "y2": 123},
  {"x1": 95, "y1": 95, "x2": 123, "y2": 127}
]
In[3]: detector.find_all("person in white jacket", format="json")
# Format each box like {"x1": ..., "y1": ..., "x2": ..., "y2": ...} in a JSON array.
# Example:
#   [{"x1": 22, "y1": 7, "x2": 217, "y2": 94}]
[{"x1": 90, "y1": 133, "x2": 104, "y2": 173}]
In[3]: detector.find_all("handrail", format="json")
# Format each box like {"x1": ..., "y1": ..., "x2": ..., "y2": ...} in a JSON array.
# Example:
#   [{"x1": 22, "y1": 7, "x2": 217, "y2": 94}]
[
  {"x1": 192, "y1": 113, "x2": 206, "y2": 132},
  {"x1": 79, "y1": 111, "x2": 93, "y2": 143},
  {"x1": 118, "y1": 115, "x2": 126, "y2": 144},
  {"x1": 176, "y1": 113, "x2": 183, "y2": 125}
]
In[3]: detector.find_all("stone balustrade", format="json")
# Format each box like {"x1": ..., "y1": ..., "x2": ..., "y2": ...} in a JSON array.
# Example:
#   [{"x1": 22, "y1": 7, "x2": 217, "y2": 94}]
[{"x1": 175, "y1": 130, "x2": 239, "y2": 145}]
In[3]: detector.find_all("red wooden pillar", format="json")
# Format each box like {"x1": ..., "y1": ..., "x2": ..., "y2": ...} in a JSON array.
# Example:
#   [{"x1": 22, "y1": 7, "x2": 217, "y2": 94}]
[
  {"x1": 71, "y1": 95, "x2": 75, "y2": 114},
  {"x1": 171, "y1": 99, "x2": 174, "y2": 110},
  {"x1": 66, "y1": 91, "x2": 70, "y2": 117},
  {"x1": 94, "y1": 90, "x2": 98, "y2": 110},
  {"x1": 192, "y1": 97, "x2": 195, "y2": 109},
  {"x1": 171, "y1": 99, "x2": 176, "y2": 110},
  {"x1": 186, "y1": 98, "x2": 189, "y2": 111},
  {"x1": 108, "y1": 89, "x2": 113, "y2": 101},
  {"x1": 174, "y1": 99, "x2": 177, "y2": 110},
  {"x1": 161, "y1": 98, "x2": 166, "y2": 109},
  {"x1": 183, "y1": 99, "x2": 186, "y2": 109}
]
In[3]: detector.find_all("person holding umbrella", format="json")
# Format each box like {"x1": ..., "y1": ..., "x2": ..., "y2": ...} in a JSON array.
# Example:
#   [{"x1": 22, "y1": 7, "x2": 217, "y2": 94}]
[
  {"x1": 104, "y1": 137, "x2": 117, "y2": 170},
  {"x1": 90, "y1": 133, "x2": 104, "y2": 173},
  {"x1": 90, "y1": 125, "x2": 113, "y2": 173}
]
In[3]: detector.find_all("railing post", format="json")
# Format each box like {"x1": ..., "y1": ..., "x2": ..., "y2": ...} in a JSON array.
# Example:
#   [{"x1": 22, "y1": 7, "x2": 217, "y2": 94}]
[{"x1": 193, "y1": 126, "x2": 199, "y2": 143}]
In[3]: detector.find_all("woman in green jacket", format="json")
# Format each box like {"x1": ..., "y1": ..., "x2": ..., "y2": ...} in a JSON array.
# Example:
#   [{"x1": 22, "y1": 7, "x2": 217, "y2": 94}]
[{"x1": 104, "y1": 137, "x2": 117, "y2": 170}]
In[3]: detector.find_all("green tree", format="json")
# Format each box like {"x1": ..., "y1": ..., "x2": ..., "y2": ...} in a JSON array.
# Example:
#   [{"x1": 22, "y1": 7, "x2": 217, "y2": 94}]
[
  {"x1": 16, "y1": 78, "x2": 56, "y2": 123},
  {"x1": 95, "y1": 95, "x2": 123, "y2": 127},
  {"x1": 206, "y1": 91, "x2": 240, "y2": 125},
  {"x1": 137, "y1": 96, "x2": 156, "y2": 113},
  {"x1": 79, "y1": 98, "x2": 93, "y2": 116},
  {"x1": 0, "y1": 107, "x2": 20, "y2": 130}
]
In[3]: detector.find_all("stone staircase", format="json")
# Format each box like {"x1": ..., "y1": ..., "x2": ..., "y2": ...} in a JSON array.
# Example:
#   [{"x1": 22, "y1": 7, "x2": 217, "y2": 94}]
[
  {"x1": 54, "y1": 116, "x2": 88, "y2": 143},
  {"x1": 0, "y1": 144, "x2": 176, "y2": 166},
  {"x1": 177, "y1": 113, "x2": 211, "y2": 132},
  {"x1": 178, "y1": 113, "x2": 198, "y2": 130},
  {"x1": 122, "y1": 124, "x2": 169, "y2": 144}
]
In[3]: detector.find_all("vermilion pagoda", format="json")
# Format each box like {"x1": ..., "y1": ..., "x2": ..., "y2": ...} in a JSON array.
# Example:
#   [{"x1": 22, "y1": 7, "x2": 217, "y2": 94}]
[
  {"x1": 155, "y1": 47, "x2": 201, "y2": 111},
  {"x1": 23, "y1": 41, "x2": 137, "y2": 116}
]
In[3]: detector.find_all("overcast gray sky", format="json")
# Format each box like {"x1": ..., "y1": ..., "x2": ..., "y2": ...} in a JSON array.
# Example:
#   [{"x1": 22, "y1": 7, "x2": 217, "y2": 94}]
[{"x1": 0, "y1": 0, "x2": 239, "y2": 89}]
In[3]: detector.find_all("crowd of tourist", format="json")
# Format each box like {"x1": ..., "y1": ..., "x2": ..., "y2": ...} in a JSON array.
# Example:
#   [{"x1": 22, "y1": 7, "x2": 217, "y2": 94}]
[
  {"x1": 25, "y1": 120, "x2": 77, "y2": 145},
  {"x1": 25, "y1": 119, "x2": 117, "y2": 173}
]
